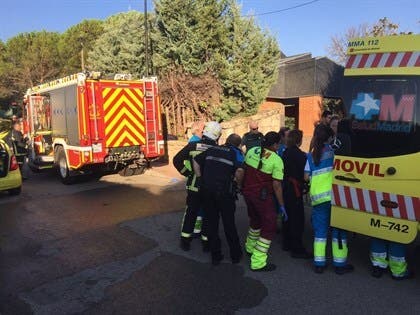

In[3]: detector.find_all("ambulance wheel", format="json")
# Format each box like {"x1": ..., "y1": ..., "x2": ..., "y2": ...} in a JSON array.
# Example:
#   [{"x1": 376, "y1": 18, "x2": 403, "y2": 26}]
[{"x1": 55, "y1": 146, "x2": 72, "y2": 184}]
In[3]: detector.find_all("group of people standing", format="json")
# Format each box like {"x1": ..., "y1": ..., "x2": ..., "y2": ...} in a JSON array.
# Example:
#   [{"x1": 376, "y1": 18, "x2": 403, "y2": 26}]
[{"x1": 172, "y1": 113, "x2": 412, "y2": 278}]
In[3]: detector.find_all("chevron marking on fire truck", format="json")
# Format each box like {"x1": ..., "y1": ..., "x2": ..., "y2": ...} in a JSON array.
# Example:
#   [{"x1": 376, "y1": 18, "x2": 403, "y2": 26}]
[
  {"x1": 102, "y1": 87, "x2": 146, "y2": 147},
  {"x1": 332, "y1": 184, "x2": 420, "y2": 222}
]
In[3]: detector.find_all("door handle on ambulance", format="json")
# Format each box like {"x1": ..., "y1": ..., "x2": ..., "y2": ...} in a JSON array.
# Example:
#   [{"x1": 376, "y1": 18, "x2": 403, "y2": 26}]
[{"x1": 335, "y1": 175, "x2": 360, "y2": 183}]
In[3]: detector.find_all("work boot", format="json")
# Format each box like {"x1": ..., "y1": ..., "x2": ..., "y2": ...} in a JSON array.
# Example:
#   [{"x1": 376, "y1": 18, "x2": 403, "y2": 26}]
[
  {"x1": 180, "y1": 237, "x2": 191, "y2": 251},
  {"x1": 371, "y1": 266, "x2": 386, "y2": 278},
  {"x1": 391, "y1": 270, "x2": 414, "y2": 281},
  {"x1": 314, "y1": 266, "x2": 325, "y2": 274},
  {"x1": 231, "y1": 252, "x2": 243, "y2": 264},
  {"x1": 251, "y1": 263, "x2": 276, "y2": 272},
  {"x1": 212, "y1": 253, "x2": 224, "y2": 266},
  {"x1": 335, "y1": 264, "x2": 354, "y2": 275}
]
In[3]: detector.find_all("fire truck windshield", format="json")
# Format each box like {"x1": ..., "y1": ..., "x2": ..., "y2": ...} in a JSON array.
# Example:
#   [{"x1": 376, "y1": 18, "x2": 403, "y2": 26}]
[{"x1": 341, "y1": 76, "x2": 419, "y2": 158}]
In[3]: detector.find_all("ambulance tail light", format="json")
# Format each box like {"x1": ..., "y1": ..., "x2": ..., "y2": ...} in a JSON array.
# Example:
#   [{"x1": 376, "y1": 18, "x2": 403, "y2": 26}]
[{"x1": 9, "y1": 155, "x2": 19, "y2": 171}]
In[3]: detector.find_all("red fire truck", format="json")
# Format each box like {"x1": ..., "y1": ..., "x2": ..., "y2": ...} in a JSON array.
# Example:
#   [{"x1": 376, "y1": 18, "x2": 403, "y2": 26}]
[{"x1": 24, "y1": 72, "x2": 165, "y2": 183}]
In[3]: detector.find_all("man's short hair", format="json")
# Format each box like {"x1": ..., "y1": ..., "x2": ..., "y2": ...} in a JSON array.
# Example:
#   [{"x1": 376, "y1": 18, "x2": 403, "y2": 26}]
[
  {"x1": 286, "y1": 129, "x2": 303, "y2": 147},
  {"x1": 321, "y1": 110, "x2": 333, "y2": 118},
  {"x1": 225, "y1": 133, "x2": 242, "y2": 147}
]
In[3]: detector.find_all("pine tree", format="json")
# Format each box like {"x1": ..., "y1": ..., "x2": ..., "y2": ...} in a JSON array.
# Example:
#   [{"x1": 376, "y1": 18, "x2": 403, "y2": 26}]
[{"x1": 88, "y1": 11, "x2": 146, "y2": 77}]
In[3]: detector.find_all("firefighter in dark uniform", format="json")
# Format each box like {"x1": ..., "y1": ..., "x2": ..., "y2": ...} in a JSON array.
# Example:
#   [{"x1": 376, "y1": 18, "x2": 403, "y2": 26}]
[
  {"x1": 193, "y1": 134, "x2": 244, "y2": 265},
  {"x1": 173, "y1": 121, "x2": 222, "y2": 252}
]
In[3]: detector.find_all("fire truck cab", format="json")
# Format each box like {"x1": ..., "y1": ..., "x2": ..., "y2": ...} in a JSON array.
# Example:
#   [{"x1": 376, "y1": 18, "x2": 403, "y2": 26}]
[{"x1": 24, "y1": 72, "x2": 165, "y2": 183}]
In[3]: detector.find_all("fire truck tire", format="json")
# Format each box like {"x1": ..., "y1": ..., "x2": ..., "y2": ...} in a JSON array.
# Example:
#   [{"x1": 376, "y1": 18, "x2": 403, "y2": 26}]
[
  {"x1": 118, "y1": 166, "x2": 135, "y2": 177},
  {"x1": 55, "y1": 146, "x2": 72, "y2": 184}
]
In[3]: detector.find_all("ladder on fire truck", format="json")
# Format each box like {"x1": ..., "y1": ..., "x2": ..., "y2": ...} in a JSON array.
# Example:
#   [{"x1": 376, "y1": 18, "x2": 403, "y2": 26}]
[{"x1": 143, "y1": 79, "x2": 158, "y2": 157}]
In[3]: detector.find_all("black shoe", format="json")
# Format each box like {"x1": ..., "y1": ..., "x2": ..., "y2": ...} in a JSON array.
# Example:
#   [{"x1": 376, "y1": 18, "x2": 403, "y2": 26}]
[
  {"x1": 371, "y1": 266, "x2": 386, "y2": 278},
  {"x1": 391, "y1": 270, "x2": 414, "y2": 281},
  {"x1": 335, "y1": 264, "x2": 354, "y2": 275},
  {"x1": 314, "y1": 266, "x2": 325, "y2": 274},
  {"x1": 291, "y1": 250, "x2": 312, "y2": 259},
  {"x1": 231, "y1": 253, "x2": 243, "y2": 264},
  {"x1": 202, "y1": 240, "x2": 210, "y2": 252},
  {"x1": 180, "y1": 237, "x2": 191, "y2": 251},
  {"x1": 212, "y1": 253, "x2": 224, "y2": 266},
  {"x1": 251, "y1": 263, "x2": 276, "y2": 272}
]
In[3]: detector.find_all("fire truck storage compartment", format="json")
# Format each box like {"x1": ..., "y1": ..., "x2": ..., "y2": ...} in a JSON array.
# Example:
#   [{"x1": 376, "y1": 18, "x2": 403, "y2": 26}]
[{"x1": 50, "y1": 84, "x2": 79, "y2": 146}]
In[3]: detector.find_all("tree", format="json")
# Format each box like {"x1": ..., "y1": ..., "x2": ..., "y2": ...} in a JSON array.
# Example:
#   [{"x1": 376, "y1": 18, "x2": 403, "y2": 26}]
[
  {"x1": 58, "y1": 19, "x2": 104, "y2": 75},
  {"x1": 216, "y1": 3, "x2": 280, "y2": 120},
  {"x1": 88, "y1": 11, "x2": 147, "y2": 77},
  {"x1": 2, "y1": 31, "x2": 61, "y2": 99},
  {"x1": 328, "y1": 17, "x2": 404, "y2": 65},
  {"x1": 153, "y1": 0, "x2": 280, "y2": 134}
]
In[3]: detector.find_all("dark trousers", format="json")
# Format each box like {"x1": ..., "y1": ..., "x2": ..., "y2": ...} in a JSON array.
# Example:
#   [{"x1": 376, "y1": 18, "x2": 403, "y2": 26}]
[
  {"x1": 282, "y1": 185, "x2": 305, "y2": 252},
  {"x1": 203, "y1": 191, "x2": 241, "y2": 260},
  {"x1": 181, "y1": 191, "x2": 208, "y2": 239},
  {"x1": 243, "y1": 193, "x2": 277, "y2": 241}
]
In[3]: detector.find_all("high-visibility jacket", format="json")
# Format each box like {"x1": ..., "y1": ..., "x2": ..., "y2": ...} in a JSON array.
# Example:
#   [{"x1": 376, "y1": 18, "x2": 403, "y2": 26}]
[
  {"x1": 173, "y1": 138, "x2": 216, "y2": 192},
  {"x1": 305, "y1": 144, "x2": 334, "y2": 206},
  {"x1": 242, "y1": 146, "x2": 284, "y2": 196}
]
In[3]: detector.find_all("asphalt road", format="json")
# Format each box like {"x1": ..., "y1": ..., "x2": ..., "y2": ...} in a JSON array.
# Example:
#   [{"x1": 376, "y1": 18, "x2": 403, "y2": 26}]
[{"x1": 1, "y1": 165, "x2": 420, "y2": 315}]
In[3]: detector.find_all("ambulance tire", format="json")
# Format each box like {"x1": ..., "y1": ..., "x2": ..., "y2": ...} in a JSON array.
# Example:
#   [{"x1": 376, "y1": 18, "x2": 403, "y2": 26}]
[
  {"x1": 55, "y1": 146, "x2": 73, "y2": 184},
  {"x1": 8, "y1": 186, "x2": 22, "y2": 196}
]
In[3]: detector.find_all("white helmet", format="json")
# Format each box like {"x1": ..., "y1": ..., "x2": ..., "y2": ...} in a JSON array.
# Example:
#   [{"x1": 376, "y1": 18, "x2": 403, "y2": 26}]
[{"x1": 203, "y1": 121, "x2": 222, "y2": 141}]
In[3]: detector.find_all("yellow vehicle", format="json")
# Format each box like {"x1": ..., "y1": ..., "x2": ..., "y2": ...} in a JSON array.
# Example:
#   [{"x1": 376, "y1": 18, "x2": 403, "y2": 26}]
[
  {"x1": 331, "y1": 34, "x2": 420, "y2": 244},
  {"x1": 0, "y1": 138, "x2": 22, "y2": 195}
]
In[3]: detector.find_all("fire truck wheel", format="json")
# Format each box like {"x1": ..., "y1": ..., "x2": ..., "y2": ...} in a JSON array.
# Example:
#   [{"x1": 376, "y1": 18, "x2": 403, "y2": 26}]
[
  {"x1": 55, "y1": 146, "x2": 72, "y2": 184},
  {"x1": 118, "y1": 166, "x2": 135, "y2": 177}
]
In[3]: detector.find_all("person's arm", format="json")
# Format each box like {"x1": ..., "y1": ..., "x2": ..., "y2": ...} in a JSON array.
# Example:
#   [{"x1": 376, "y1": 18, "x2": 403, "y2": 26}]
[
  {"x1": 172, "y1": 143, "x2": 194, "y2": 176},
  {"x1": 192, "y1": 150, "x2": 206, "y2": 177},
  {"x1": 272, "y1": 180, "x2": 284, "y2": 206},
  {"x1": 193, "y1": 159, "x2": 201, "y2": 177},
  {"x1": 304, "y1": 158, "x2": 311, "y2": 182}
]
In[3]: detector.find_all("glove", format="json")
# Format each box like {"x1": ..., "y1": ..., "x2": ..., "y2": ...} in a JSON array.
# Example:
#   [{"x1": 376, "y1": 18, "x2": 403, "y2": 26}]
[{"x1": 278, "y1": 205, "x2": 288, "y2": 222}]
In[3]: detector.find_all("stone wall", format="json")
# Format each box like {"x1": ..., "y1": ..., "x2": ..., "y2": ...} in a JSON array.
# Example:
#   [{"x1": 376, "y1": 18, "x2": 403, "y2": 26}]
[{"x1": 219, "y1": 107, "x2": 285, "y2": 144}]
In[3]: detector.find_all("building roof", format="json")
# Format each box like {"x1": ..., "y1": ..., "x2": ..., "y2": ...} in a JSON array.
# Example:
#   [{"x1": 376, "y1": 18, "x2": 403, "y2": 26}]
[{"x1": 268, "y1": 53, "x2": 344, "y2": 99}]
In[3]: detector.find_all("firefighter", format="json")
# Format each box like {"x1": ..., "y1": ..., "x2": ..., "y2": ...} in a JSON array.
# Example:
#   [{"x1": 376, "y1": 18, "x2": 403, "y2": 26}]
[
  {"x1": 304, "y1": 124, "x2": 354, "y2": 274},
  {"x1": 243, "y1": 131, "x2": 286, "y2": 272},
  {"x1": 193, "y1": 134, "x2": 244, "y2": 265},
  {"x1": 370, "y1": 239, "x2": 413, "y2": 280},
  {"x1": 282, "y1": 129, "x2": 311, "y2": 259},
  {"x1": 187, "y1": 121, "x2": 205, "y2": 236},
  {"x1": 173, "y1": 121, "x2": 222, "y2": 252}
]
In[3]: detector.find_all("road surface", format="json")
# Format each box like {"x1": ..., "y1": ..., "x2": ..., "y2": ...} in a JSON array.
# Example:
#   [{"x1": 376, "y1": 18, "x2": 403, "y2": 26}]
[{"x1": 1, "y1": 164, "x2": 420, "y2": 314}]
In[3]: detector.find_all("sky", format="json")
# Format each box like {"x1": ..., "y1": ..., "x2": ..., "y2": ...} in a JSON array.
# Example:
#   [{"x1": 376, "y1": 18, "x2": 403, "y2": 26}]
[{"x1": 0, "y1": 0, "x2": 419, "y2": 58}]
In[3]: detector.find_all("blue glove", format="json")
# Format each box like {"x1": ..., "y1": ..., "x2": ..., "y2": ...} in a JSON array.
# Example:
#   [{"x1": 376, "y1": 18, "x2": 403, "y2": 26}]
[{"x1": 278, "y1": 205, "x2": 288, "y2": 222}]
